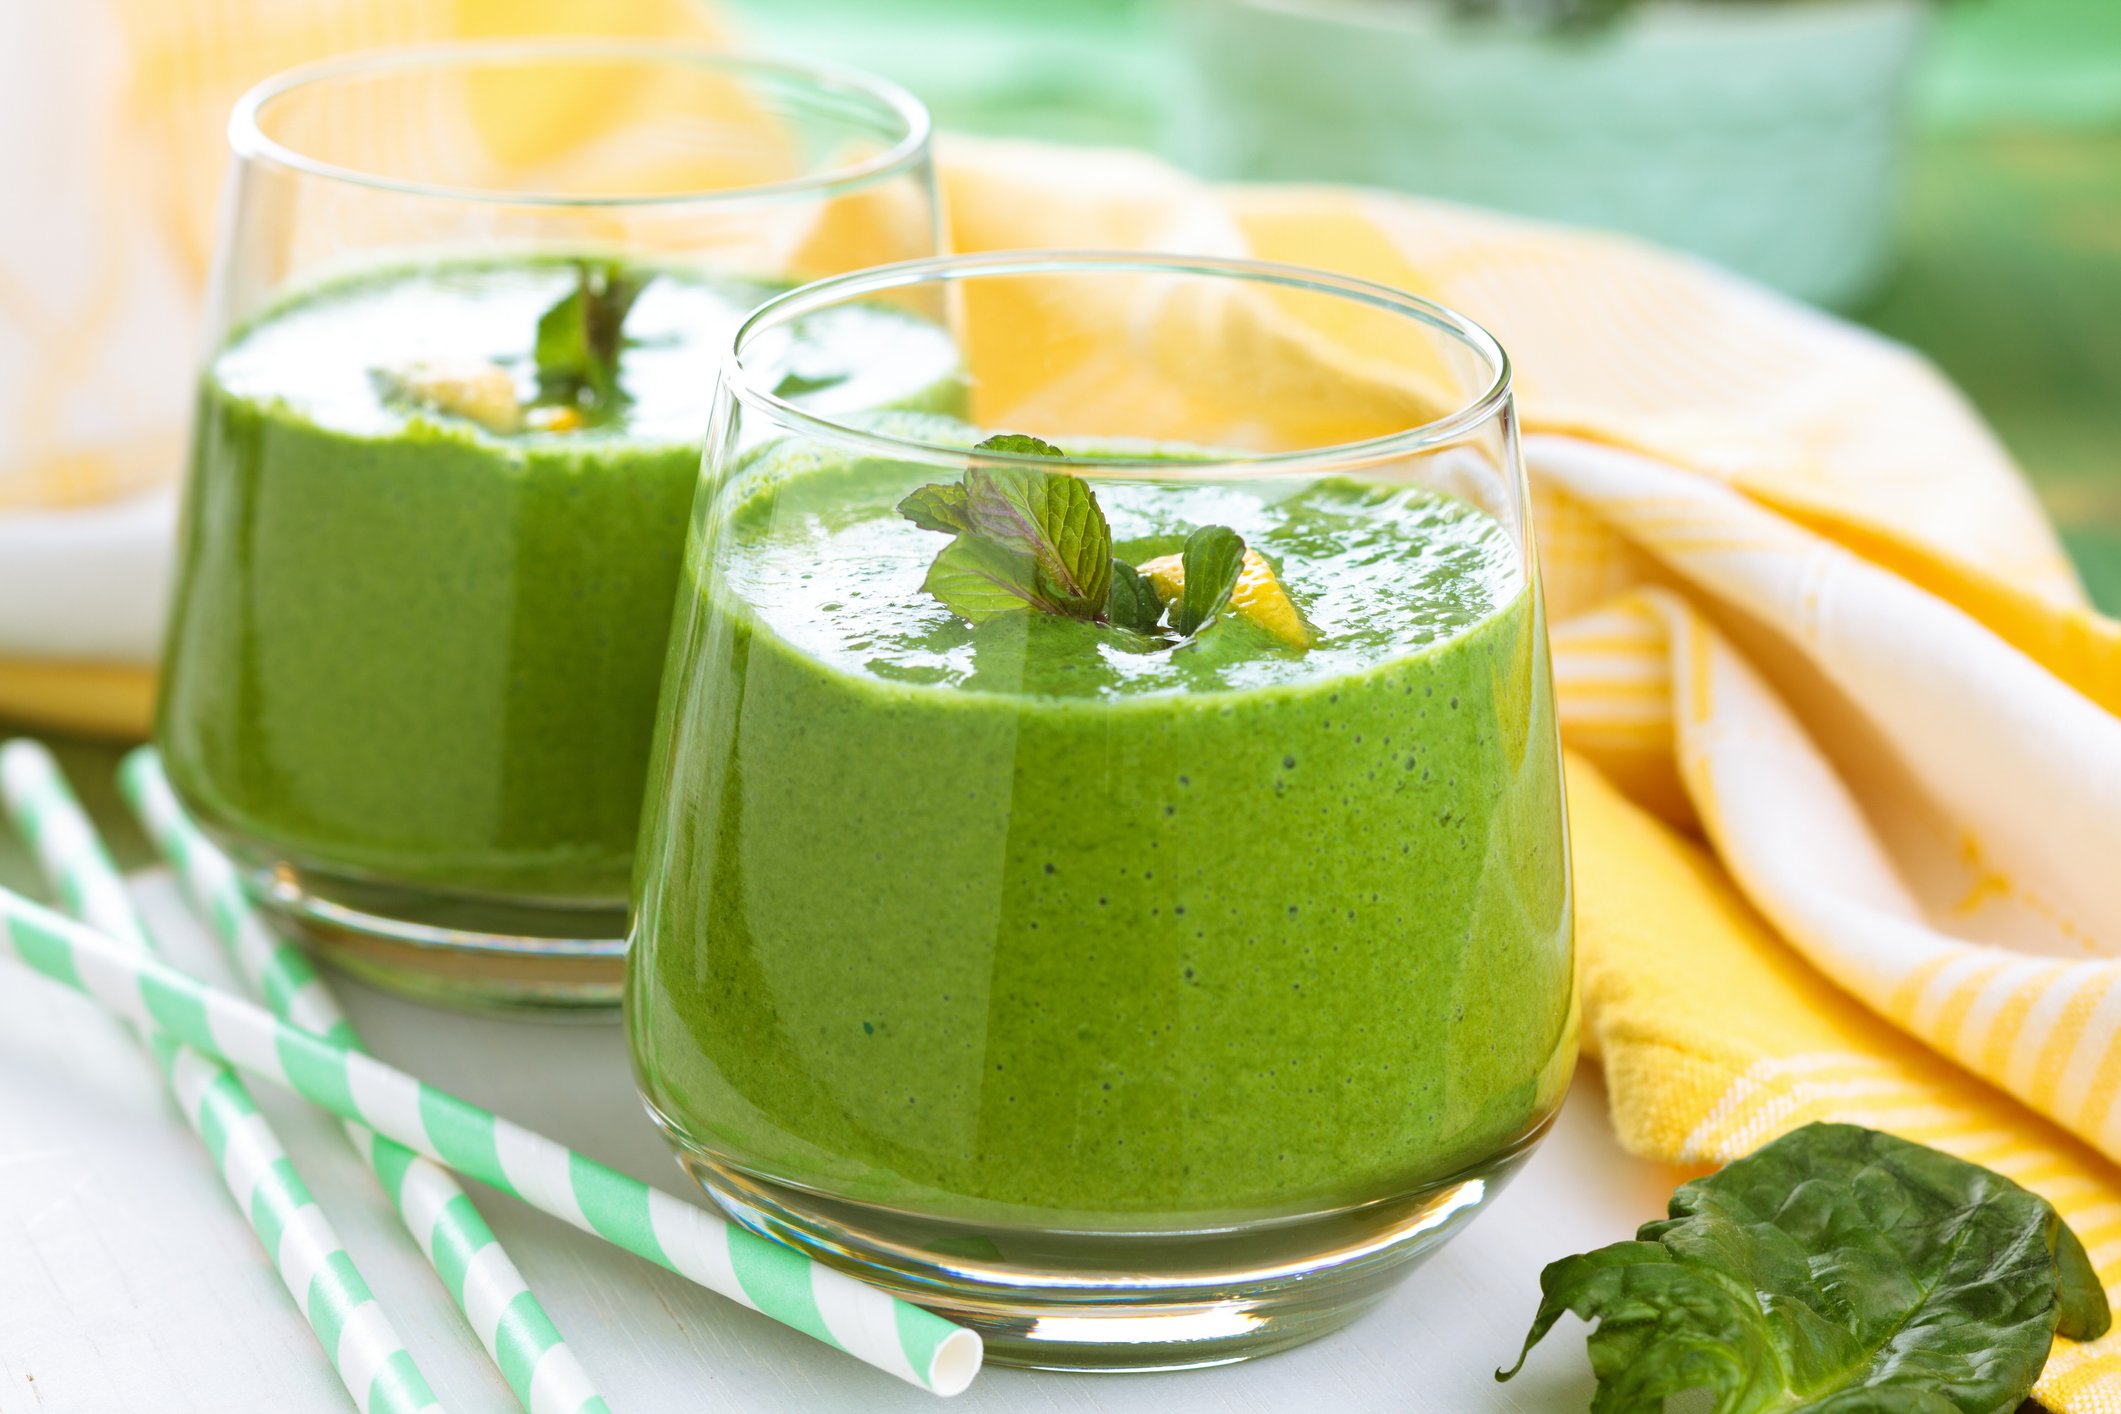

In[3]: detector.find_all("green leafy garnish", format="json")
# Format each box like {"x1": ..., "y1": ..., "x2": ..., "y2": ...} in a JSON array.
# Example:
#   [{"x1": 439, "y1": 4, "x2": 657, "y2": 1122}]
[
  {"x1": 898, "y1": 433, "x2": 1106, "y2": 625},
  {"x1": 960, "y1": 466, "x2": 1112, "y2": 617},
  {"x1": 1105, "y1": 559, "x2": 1164, "y2": 635},
  {"x1": 1172, "y1": 526, "x2": 1247, "y2": 637},
  {"x1": 534, "y1": 260, "x2": 648, "y2": 414},
  {"x1": 898, "y1": 433, "x2": 1247, "y2": 638},
  {"x1": 920, "y1": 535, "x2": 1058, "y2": 624},
  {"x1": 1500, "y1": 1122, "x2": 2111, "y2": 1413},
  {"x1": 971, "y1": 433, "x2": 1066, "y2": 458},
  {"x1": 898, "y1": 481, "x2": 972, "y2": 536},
  {"x1": 770, "y1": 369, "x2": 849, "y2": 400}
]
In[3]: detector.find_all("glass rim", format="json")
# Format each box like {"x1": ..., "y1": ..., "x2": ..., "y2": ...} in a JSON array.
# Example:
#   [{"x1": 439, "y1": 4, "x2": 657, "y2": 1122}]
[
  {"x1": 724, "y1": 251, "x2": 1514, "y2": 474},
  {"x1": 227, "y1": 39, "x2": 933, "y2": 209}
]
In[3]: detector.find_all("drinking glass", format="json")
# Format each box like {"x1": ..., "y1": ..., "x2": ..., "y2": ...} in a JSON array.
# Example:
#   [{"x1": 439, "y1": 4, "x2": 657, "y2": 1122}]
[
  {"x1": 629, "y1": 253, "x2": 1575, "y2": 1368},
  {"x1": 156, "y1": 42, "x2": 943, "y2": 1010}
]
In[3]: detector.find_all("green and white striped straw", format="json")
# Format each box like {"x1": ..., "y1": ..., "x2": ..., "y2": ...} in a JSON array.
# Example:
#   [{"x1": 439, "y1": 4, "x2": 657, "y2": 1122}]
[
  {"x1": 0, "y1": 876, "x2": 983, "y2": 1397},
  {"x1": 112, "y1": 751, "x2": 606, "y2": 1414},
  {"x1": 0, "y1": 741, "x2": 442, "y2": 1414}
]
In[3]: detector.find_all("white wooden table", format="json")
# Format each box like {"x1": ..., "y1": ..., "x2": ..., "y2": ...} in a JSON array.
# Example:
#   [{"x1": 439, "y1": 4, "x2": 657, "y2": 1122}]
[{"x1": 0, "y1": 872, "x2": 1677, "y2": 1412}]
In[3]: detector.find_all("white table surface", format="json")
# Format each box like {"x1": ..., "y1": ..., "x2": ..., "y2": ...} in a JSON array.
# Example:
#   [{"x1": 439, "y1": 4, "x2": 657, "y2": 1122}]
[{"x1": 0, "y1": 872, "x2": 1678, "y2": 1413}]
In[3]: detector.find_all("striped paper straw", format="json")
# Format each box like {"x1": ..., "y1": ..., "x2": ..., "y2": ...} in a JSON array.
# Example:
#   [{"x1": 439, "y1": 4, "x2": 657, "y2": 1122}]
[
  {"x1": 0, "y1": 741, "x2": 442, "y2": 1414},
  {"x1": 0, "y1": 879, "x2": 983, "y2": 1398},
  {"x1": 113, "y1": 752, "x2": 606, "y2": 1414}
]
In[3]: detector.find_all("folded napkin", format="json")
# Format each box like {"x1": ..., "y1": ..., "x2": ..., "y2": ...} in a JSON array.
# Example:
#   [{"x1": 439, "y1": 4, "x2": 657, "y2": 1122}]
[{"x1": 10, "y1": 6, "x2": 2121, "y2": 1403}]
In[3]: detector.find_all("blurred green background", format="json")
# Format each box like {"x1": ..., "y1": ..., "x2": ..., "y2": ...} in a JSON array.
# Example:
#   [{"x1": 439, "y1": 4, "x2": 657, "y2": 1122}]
[{"x1": 740, "y1": 0, "x2": 2121, "y2": 611}]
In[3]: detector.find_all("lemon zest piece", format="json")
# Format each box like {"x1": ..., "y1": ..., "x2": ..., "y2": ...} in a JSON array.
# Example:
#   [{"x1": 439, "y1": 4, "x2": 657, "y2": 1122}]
[{"x1": 1134, "y1": 549, "x2": 1309, "y2": 649}]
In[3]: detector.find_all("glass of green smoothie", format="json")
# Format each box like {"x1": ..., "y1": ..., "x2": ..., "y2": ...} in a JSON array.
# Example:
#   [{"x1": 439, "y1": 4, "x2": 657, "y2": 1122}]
[
  {"x1": 156, "y1": 43, "x2": 956, "y2": 1010},
  {"x1": 630, "y1": 253, "x2": 1576, "y2": 1369}
]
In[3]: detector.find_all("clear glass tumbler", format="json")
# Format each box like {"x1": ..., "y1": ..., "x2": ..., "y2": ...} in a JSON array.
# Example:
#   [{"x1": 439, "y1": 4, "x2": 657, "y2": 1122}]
[
  {"x1": 629, "y1": 253, "x2": 1576, "y2": 1369},
  {"x1": 155, "y1": 43, "x2": 946, "y2": 1011}
]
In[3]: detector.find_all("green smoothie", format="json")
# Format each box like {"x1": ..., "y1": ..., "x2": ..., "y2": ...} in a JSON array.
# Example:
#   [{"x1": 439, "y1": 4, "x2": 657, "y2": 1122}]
[
  {"x1": 156, "y1": 260, "x2": 961, "y2": 920},
  {"x1": 629, "y1": 426, "x2": 1574, "y2": 1227}
]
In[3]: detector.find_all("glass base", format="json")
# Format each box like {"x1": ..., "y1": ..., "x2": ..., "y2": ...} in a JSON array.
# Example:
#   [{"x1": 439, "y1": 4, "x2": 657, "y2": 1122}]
[
  {"x1": 247, "y1": 861, "x2": 626, "y2": 1014},
  {"x1": 669, "y1": 1119, "x2": 1553, "y2": 1371}
]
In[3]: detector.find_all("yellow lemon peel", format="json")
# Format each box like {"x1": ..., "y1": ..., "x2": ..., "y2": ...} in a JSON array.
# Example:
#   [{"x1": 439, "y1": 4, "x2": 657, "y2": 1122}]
[
  {"x1": 1134, "y1": 549, "x2": 1310, "y2": 650},
  {"x1": 383, "y1": 359, "x2": 522, "y2": 434}
]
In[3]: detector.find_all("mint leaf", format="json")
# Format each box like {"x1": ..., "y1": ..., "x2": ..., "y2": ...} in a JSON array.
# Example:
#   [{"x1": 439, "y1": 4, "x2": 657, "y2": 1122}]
[
  {"x1": 972, "y1": 433, "x2": 1066, "y2": 457},
  {"x1": 1500, "y1": 1122, "x2": 2111, "y2": 1413},
  {"x1": 535, "y1": 261, "x2": 647, "y2": 412},
  {"x1": 898, "y1": 482, "x2": 971, "y2": 535},
  {"x1": 771, "y1": 369, "x2": 849, "y2": 400},
  {"x1": 920, "y1": 535, "x2": 1055, "y2": 623},
  {"x1": 901, "y1": 433, "x2": 1143, "y2": 630},
  {"x1": 1172, "y1": 526, "x2": 1245, "y2": 637},
  {"x1": 963, "y1": 468, "x2": 1113, "y2": 616},
  {"x1": 1106, "y1": 559, "x2": 1164, "y2": 634},
  {"x1": 965, "y1": 432, "x2": 1110, "y2": 612}
]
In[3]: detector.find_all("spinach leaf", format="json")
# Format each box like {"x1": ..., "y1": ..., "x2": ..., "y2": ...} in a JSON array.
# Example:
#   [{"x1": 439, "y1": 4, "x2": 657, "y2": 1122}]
[{"x1": 1500, "y1": 1122, "x2": 2109, "y2": 1413}]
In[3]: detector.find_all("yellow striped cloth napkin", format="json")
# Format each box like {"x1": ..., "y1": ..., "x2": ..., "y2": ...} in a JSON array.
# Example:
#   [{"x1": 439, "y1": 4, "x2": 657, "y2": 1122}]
[{"x1": 9, "y1": 8, "x2": 2121, "y2": 1402}]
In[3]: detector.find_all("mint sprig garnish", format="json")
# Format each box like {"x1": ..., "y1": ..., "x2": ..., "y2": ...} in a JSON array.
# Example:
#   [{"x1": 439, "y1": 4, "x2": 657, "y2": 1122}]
[
  {"x1": 898, "y1": 432, "x2": 1247, "y2": 640},
  {"x1": 969, "y1": 433, "x2": 1065, "y2": 457},
  {"x1": 921, "y1": 535, "x2": 1066, "y2": 622},
  {"x1": 1172, "y1": 526, "x2": 1246, "y2": 637},
  {"x1": 898, "y1": 481, "x2": 972, "y2": 536},
  {"x1": 960, "y1": 466, "x2": 1113, "y2": 617},
  {"x1": 534, "y1": 260, "x2": 648, "y2": 416},
  {"x1": 1105, "y1": 560, "x2": 1164, "y2": 635},
  {"x1": 897, "y1": 434, "x2": 1107, "y2": 624}
]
